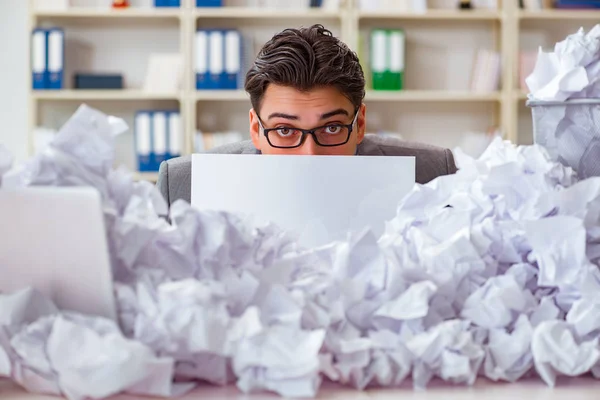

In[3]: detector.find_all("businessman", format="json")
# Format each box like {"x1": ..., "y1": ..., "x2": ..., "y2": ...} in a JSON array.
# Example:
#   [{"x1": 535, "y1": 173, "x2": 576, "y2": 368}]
[{"x1": 157, "y1": 24, "x2": 457, "y2": 207}]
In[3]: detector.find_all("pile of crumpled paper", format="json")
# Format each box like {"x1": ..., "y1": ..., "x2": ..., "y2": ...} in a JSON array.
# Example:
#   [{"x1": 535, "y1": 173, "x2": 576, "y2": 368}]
[
  {"x1": 1, "y1": 104, "x2": 600, "y2": 400},
  {"x1": 527, "y1": 24, "x2": 600, "y2": 101}
]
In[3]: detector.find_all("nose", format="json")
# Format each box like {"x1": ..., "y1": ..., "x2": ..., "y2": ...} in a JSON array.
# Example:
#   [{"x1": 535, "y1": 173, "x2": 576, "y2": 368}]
[{"x1": 297, "y1": 134, "x2": 321, "y2": 155}]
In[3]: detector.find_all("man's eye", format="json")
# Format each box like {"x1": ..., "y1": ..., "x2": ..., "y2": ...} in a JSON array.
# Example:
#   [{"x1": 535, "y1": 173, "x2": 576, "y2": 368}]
[
  {"x1": 325, "y1": 125, "x2": 342, "y2": 134},
  {"x1": 276, "y1": 128, "x2": 295, "y2": 137}
]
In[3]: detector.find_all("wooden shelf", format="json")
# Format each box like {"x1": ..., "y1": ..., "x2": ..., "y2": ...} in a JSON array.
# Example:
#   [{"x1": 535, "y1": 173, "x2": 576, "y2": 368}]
[
  {"x1": 519, "y1": 9, "x2": 600, "y2": 20},
  {"x1": 32, "y1": 90, "x2": 181, "y2": 101},
  {"x1": 195, "y1": 7, "x2": 340, "y2": 19},
  {"x1": 358, "y1": 10, "x2": 502, "y2": 21},
  {"x1": 365, "y1": 90, "x2": 502, "y2": 102},
  {"x1": 33, "y1": 8, "x2": 181, "y2": 20},
  {"x1": 134, "y1": 172, "x2": 159, "y2": 182},
  {"x1": 195, "y1": 90, "x2": 250, "y2": 101}
]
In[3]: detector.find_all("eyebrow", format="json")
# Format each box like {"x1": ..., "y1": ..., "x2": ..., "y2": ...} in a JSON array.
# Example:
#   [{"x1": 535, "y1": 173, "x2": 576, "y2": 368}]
[
  {"x1": 320, "y1": 109, "x2": 350, "y2": 120},
  {"x1": 267, "y1": 109, "x2": 350, "y2": 121},
  {"x1": 267, "y1": 112, "x2": 298, "y2": 120}
]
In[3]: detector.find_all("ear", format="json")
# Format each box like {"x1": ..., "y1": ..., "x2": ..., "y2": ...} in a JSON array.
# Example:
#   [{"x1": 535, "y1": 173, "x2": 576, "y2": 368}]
[
  {"x1": 356, "y1": 103, "x2": 366, "y2": 144},
  {"x1": 249, "y1": 108, "x2": 261, "y2": 150}
]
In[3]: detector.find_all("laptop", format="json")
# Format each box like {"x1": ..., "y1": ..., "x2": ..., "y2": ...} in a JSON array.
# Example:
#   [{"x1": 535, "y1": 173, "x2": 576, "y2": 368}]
[
  {"x1": 191, "y1": 154, "x2": 416, "y2": 247},
  {"x1": 0, "y1": 187, "x2": 117, "y2": 321}
]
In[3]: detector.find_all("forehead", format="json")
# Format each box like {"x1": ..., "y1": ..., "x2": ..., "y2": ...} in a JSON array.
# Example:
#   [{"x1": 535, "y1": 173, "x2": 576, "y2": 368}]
[{"x1": 260, "y1": 84, "x2": 354, "y2": 114}]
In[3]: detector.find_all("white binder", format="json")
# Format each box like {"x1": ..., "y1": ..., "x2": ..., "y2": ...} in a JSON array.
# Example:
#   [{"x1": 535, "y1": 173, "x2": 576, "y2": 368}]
[
  {"x1": 224, "y1": 30, "x2": 241, "y2": 89},
  {"x1": 209, "y1": 30, "x2": 224, "y2": 88},
  {"x1": 31, "y1": 29, "x2": 47, "y2": 90},
  {"x1": 153, "y1": 112, "x2": 168, "y2": 167},
  {"x1": 47, "y1": 29, "x2": 64, "y2": 90},
  {"x1": 168, "y1": 112, "x2": 182, "y2": 157},
  {"x1": 195, "y1": 30, "x2": 209, "y2": 89}
]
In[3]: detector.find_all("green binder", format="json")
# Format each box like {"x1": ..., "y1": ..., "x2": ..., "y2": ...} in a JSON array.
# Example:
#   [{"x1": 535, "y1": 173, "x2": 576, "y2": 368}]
[
  {"x1": 388, "y1": 29, "x2": 405, "y2": 91},
  {"x1": 371, "y1": 29, "x2": 387, "y2": 91}
]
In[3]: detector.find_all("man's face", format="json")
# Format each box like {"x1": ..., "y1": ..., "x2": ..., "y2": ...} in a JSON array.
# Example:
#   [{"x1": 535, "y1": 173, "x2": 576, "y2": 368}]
[{"x1": 249, "y1": 85, "x2": 366, "y2": 155}]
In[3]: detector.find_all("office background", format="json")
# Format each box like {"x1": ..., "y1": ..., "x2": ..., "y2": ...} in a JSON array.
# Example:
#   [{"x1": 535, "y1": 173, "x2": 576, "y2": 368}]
[{"x1": 0, "y1": 0, "x2": 597, "y2": 179}]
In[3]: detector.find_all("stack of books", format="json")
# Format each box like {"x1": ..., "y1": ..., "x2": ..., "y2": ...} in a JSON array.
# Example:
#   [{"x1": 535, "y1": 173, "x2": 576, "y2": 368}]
[
  {"x1": 195, "y1": 131, "x2": 245, "y2": 152},
  {"x1": 470, "y1": 49, "x2": 501, "y2": 93}
]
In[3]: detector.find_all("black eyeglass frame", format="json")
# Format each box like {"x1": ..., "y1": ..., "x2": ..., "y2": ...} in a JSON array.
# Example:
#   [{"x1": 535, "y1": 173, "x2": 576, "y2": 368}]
[{"x1": 256, "y1": 109, "x2": 360, "y2": 149}]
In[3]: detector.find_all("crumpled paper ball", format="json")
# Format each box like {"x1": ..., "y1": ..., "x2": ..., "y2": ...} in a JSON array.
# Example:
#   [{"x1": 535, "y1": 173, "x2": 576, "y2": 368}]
[{"x1": 1, "y1": 104, "x2": 600, "y2": 399}]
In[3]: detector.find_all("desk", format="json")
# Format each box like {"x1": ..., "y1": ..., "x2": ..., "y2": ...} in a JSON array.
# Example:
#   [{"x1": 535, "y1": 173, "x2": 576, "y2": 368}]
[{"x1": 1, "y1": 377, "x2": 599, "y2": 400}]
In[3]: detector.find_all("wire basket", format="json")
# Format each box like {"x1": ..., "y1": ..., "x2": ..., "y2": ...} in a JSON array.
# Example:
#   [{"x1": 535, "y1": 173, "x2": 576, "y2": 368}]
[{"x1": 527, "y1": 99, "x2": 600, "y2": 179}]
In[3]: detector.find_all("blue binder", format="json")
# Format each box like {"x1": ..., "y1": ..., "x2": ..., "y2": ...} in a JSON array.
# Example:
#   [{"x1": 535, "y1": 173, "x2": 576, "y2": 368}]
[
  {"x1": 208, "y1": 30, "x2": 224, "y2": 89},
  {"x1": 47, "y1": 28, "x2": 64, "y2": 90},
  {"x1": 135, "y1": 111, "x2": 154, "y2": 172},
  {"x1": 31, "y1": 29, "x2": 48, "y2": 90},
  {"x1": 197, "y1": 0, "x2": 222, "y2": 6},
  {"x1": 156, "y1": 0, "x2": 180, "y2": 6},
  {"x1": 223, "y1": 30, "x2": 241, "y2": 90},
  {"x1": 196, "y1": 30, "x2": 209, "y2": 90}
]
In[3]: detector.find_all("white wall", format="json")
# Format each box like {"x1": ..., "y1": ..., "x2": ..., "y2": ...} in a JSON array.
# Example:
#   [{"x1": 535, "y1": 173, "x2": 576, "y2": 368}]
[{"x1": 0, "y1": 0, "x2": 29, "y2": 164}]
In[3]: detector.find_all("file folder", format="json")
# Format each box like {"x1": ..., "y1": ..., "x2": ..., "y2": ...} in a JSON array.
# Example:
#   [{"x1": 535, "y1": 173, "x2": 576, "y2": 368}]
[
  {"x1": 370, "y1": 29, "x2": 387, "y2": 91},
  {"x1": 208, "y1": 30, "x2": 224, "y2": 89},
  {"x1": 31, "y1": 29, "x2": 48, "y2": 90},
  {"x1": 196, "y1": 30, "x2": 209, "y2": 89},
  {"x1": 388, "y1": 30, "x2": 404, "y2": 91},
  {"x1": 135, "y1": 112, "x2": 153, "y2": 172},
  {"x1": 223, "y1": 30, "x2": 241, "y2": 90},
  {"x1": 197, "y1": 0, "x2": 222, "y2": 6},
  {"x1": 153, "y1": 111, "x2": 168, "y2": 170},
  {"x1": 168, "y1": 111, "x2": 182, "y2": 159},
  {"x1": 47, "y1": 28, "x2": 64, "y2": 90}
]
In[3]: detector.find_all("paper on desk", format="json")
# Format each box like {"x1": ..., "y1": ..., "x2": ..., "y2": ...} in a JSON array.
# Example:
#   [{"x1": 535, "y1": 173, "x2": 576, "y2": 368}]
[{"x1": 527, "y1": 25, "x2": 600, "y2": 101}]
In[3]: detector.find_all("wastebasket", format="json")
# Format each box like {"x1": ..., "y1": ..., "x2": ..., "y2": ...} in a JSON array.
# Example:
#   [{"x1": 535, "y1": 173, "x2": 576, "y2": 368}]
[{"x1": 528, "y1": 99, "x2": 600, "y2": 179}]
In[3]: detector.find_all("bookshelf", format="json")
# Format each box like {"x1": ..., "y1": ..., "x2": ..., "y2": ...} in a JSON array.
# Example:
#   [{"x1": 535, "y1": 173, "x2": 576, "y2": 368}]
[{"x1": 28, "y1": 0, "x2": 578, "y2": 182}]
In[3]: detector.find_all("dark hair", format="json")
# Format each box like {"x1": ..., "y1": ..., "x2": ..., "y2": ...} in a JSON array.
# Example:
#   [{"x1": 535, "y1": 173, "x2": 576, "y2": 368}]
[{"x1": 245, "y1": 24, "x2": 365, "y2": 114}]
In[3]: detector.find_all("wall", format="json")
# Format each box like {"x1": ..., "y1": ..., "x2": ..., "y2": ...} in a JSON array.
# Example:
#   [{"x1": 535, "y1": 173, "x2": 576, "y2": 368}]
[{"x1": 0, "y1": 0, "x2": 29, "y2": 164}]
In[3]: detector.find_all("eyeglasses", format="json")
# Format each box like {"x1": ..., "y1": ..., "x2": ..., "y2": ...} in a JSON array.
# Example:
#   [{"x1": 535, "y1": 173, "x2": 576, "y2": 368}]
[{"x1": 256, "y1": 110, "x2": 359, "y2": 149}]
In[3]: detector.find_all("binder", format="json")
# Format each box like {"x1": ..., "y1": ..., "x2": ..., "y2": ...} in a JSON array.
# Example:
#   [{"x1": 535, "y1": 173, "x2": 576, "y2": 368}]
[
  {"x1": 47, "y1": 28, "x2": 64, "y2": 90},
  {"x1": 370, "y1": 29, "x2": 387, "y2": 91},
  {"x1": 153, "y1": 111, "x2": 168, "y2": 170},
  {"x1": 168, "y1": 111, "x2": 182, "y2": 159},
  {"x1": 135, "y1": 112, "x2": 153, "y2": 172},
  {"x1": 388, "y1": 30, "x2": 404, "y2": 91},
  {"x1": 167, "y1": 0, "x2": 181, "y2": 6},
  {"x1": 223, "y1": 30, "x2": 241, "y2": 90},
  {"x1": 208, "y1": 30, "x2": 224, "y2": 89},
  {"x1": 154, "y1": 0, "x2": 167, "y2": 6},
  {"x1": 31, "y1": 29, "x2": 47, "y2": 90},
  {"x1": 195, "y1": 30, "x2": 209, "y2": 89},
  {"x1": 197, "y1": 0, "x2": 222, "y2": 6}
]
